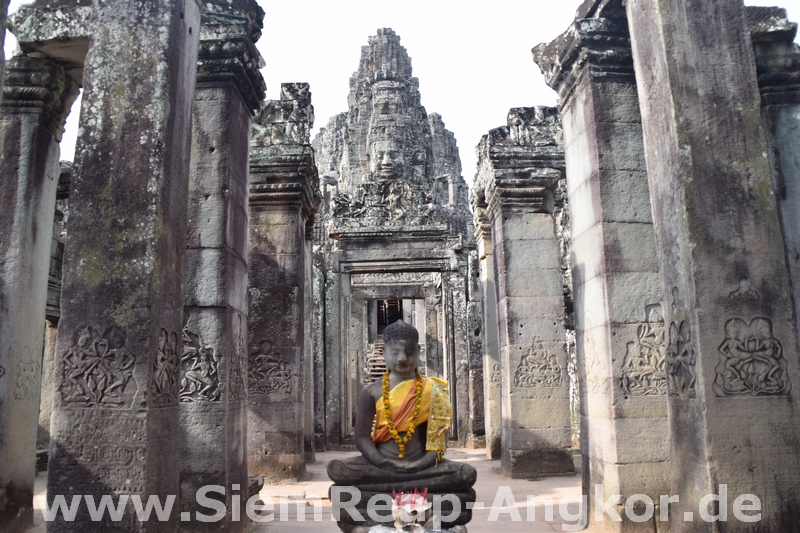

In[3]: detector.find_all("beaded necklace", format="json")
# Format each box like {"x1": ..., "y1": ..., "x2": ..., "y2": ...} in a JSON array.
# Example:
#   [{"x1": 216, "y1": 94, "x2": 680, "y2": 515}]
[{"x1": 382, "y1": 370, "x2": 424, "y2": 459}]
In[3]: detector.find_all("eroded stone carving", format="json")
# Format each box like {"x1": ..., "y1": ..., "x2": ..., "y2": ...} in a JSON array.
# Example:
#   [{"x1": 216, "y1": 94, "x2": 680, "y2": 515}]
[
  {"x1": 0, "y1": 364, "x2": 5, "y2": 379},
  {"x1": 152, "y1": 328, "x2": 180, "y2": 407},
  {"x1": 514, "y1": 337, "x2": 563, "y2": 388},
  {"x1": 490, "y1": 363, "x2": 500, "y2": 386},
  {"x1": 61, "y1": 326, "x2": 137, "y2": 408},
  {"x1": 228, "y1": 314, "x2": 248, "y2": 402},
  {"x1": 248, "y1": 340, "x2": 292, "y2": 395},
  {"x1": 14, "y1": 347, "x2": 41, "y2": 401},
  {"x1": 729, "y1": 276, "x2": 761, "y2": 300},
  {"x1": 713, "y1": 317, "x2": 790, "y2": 397},
  {"x1": 582, "y1": 330, "x2": 602, "y2": 394},
  {"x1": 666, "y1": 320, "x2": 697, "y2": 399},
  {"x1": 180, "y1": 328, "x2": 220, "y2": 402},
  {"x1": 619, "y1": 306, "x2": 667, "y2": 397}
]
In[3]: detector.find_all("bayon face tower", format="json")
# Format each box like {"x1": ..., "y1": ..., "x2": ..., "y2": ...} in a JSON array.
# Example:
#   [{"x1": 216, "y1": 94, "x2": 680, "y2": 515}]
[
  {"x1": 312, "y1": 29, "x2": 482, "y2": 448},
  {"x1": 316, "y1": 28, "x2": 471, "y2": 233}
]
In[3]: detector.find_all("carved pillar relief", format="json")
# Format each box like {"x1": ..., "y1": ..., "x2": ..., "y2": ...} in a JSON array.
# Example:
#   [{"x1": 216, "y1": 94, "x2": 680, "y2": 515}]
[
  {"x1": 179, "y1": 2, "x2": 265, "y2": 527},
  {"x1": 534, "y1": 12, "x2": 669, "y2": 529},
  {"x1": 626, "y1": 0, "x2": 800, "y2": 529}
]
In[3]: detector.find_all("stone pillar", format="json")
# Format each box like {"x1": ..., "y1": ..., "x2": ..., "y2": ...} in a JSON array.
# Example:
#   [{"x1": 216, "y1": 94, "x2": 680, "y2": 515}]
[
  {"x1": 475, "y1": 108, "x2": 574, "y2": 478},
  {"x1": 750, "y1": 7, "x2": 800, "y2": 346},
  {"x1": 534, "y1": 13, "x2": 668, "y2": 530},
  {"x1": 466, "y1": 252, "x2": 485, "y2": 449},
  {"x1": 247, "y1": 83, "x2": 320, "y2": 480},
  {"x1": 626, "y1": 0, "x2": 800, "y2": 530},
  {"x1": 303, "y1": 240, "x2": 316, "y2": 462},
  {"x1": 38, "y1": 194, "x2": 67, "y2": 467},
  {"x1": 0, "y1": 0, "x2": 8, "y2": 97},
  {"x1": 470, "y1": 197, "x2": 502, "y2": 459},
  {"x1": 0, "y1": 55, "x2": 77, "y2": 531},
  {"x1": 180, "y1": 1, "x2": 265, "y2": 528},
  {"x1": 38, "y1": 1, "x2": 201, "y2": 531}
]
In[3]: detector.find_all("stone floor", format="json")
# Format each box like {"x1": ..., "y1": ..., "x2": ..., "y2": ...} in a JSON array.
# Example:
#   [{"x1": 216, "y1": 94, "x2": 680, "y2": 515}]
[{"x1": 27, "y1": 449, "x2": 583, "y2": 532}]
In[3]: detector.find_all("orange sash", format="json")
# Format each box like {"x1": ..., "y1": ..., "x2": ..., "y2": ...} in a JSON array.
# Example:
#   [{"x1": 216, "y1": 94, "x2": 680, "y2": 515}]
[{"x1": 372, "y1": 378, "x2": 429, "y2": 445}]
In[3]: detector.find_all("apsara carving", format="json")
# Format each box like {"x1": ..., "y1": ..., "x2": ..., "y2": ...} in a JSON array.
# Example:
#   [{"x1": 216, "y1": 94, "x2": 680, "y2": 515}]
[
  {"x1": 228, "y1": 315, "x2": 248, "y2": 402},
  {"x1": 666, "y1": 320, "x2": 697, "y2": 399},
  {"x1": 619, "y1": 306, "x2": 667, "y2": 397},
  {"x1": 152, "y1": 328, "x2": 180, "y2": 407},
  {"x1": 180, "y1": 328, "x2": 220, "y2": 402},
  {"x1": 60, "y1": 326, "x2": 137, "y2": 408},
  {"x1": 713, "y1": 317, "x2": 790, "y2": 397},
  {"x1": 14, "y1": 347, "x2": 41, "y2": 401},
  {"x1": 514, "y1": 337, "x2": 563, "y2": 388},
  {"x1": 248, "y1": 339, "x2": 293, "y2": 395}
]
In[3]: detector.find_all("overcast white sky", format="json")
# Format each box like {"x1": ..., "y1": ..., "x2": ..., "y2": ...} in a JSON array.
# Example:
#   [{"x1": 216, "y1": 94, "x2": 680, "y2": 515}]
[{"x1": 5, "y1": 0, "x2": 799, "y2": 184}]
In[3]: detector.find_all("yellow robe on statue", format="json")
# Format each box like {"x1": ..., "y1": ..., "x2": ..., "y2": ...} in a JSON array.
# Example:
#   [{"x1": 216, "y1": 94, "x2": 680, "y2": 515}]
[{"x1": 371, "y1": 376, "x2": 451, "y2": 453}]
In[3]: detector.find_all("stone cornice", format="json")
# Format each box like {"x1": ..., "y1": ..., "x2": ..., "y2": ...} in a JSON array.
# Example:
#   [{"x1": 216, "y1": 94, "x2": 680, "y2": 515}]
[
  {"x1": 197, "y1": 28, "x2": 266, "y2": 114},
  {"x1": 249, "y1": 146, "x2": 321, "y2": 228},
  {"x1": 485, "y1": 175, "x2": 561, "y2": 217},
  {"x1": 746, "y1": 7, "x2": 800, "y2": 106},
  {"x1": 2, "y1": 56, "x2": 79, "y2": 142},
  {"x1": 532, "y1": 17, "x2": 633, "y2": 108},
  {"x1": 474, "y1": 107, "x2": 564, "y2": 217}
]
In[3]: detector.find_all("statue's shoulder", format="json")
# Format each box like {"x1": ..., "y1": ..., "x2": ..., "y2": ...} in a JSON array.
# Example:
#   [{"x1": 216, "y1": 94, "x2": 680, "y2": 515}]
[
  {"x1": 428, "y1": 376, "x2": 448, "y2": 388},
  {"x1": 360, "y1": 380, "x2": 382, "y2": 403}
]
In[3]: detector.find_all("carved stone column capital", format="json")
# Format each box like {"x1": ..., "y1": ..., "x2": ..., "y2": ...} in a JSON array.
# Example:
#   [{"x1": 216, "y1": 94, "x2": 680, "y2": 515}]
[
  {"x1": 249, "y1": 146, "x2": 321, "y2": 218},
  {"x1": 250, "y1": 83, "x2": 321, "y2": 231},
  {"x1": 474, "y1": 107, "x2": 564, "y2": 217},
  {"x1": 533, "y1": 16, "x2": 634, "y2": 107},
  {"x1": 2, "y1": 55, "x2": 78, "y2": 141},
  {"x1": 198, "y1": 0, "x2": 266, "y2": 114}
]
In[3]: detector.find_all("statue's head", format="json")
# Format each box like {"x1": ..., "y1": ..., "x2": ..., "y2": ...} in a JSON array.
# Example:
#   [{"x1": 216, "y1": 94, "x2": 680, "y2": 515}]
[
  {"x1": 383, "y1": 320, "x2": 420, "y2": 379},
  {"x1": 369, "y1": 139, "x2": 405, "y2": 179}
]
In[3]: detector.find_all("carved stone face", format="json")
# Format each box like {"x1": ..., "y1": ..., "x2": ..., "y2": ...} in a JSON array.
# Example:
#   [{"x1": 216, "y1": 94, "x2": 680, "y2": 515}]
[
  {"x1": 370, "y1": 140, "x2": 405, "y2": 179},
  {"x1": 383, "y1": 338, "x2": 420, "y2": 380}
]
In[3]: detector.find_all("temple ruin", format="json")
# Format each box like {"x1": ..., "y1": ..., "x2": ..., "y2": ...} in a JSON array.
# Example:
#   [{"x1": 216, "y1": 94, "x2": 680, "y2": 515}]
[{"x1": 0, "y1": 0, "x2": 799, "y2": 532}]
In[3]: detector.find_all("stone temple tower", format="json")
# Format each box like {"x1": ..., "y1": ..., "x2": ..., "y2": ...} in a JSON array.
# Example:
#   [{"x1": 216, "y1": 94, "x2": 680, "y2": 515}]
[{"x1": 312, "y1": 29, "x2": 482, "y2": 449}]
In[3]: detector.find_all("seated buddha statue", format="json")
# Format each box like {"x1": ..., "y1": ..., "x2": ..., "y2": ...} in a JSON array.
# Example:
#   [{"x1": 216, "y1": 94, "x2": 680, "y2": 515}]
[{"x1": 327, "y1": 320, "x2": 476, "y2": 531}]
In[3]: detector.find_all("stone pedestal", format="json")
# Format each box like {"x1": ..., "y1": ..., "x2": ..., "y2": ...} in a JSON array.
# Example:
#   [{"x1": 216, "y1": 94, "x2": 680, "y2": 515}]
[
  {"x1": 470, "y1": 200, "x2": 501, "y2": 459},
  {"x1": 627, "y1": 0, "x2": 800, "y2": 530},
  {"x1": 534, "y1": 13, "x2": 668, "y2": 530},
  {"x1": 0, "y1": 56, "x2": 77, "y2": 531},
  {"x1": 179, "y1": 1, "x2": 265, "y2": 529},
  {"x1": 475, "y1": 108, "x2": 574, "y2": 478},
  {"x1": 11, "y1": 2, "x2": 201, "y2": 531},
  {"x1": 247, "y1": 83, "x2": 320, "y2": 481},
  {"x1": 750, "y1": 7, "x2": 800, "y2": 353}
]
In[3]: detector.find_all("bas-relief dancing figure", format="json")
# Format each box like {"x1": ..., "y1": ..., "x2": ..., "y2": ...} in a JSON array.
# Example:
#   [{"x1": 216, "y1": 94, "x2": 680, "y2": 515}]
[{"x1": 328, "y1": 321, "x2": 476, "y2": 532}]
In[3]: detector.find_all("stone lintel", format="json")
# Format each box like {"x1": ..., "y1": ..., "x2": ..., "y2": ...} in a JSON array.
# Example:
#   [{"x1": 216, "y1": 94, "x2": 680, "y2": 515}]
[
  {"x1": 9, "y1": 4, "x2": 94, "y2": 86},
  {"x1": 2, "y1": 56, "x2": 79, "y2": 141},
  {"x1": 532, "y1": 17, "x2": 634, "y2": 107},
  {"x1": 746, "y1": 7, "x2": 800, "y2": 106},
  {"x1": 332, "y1": 225, "x2": 451, "y2": 243}
]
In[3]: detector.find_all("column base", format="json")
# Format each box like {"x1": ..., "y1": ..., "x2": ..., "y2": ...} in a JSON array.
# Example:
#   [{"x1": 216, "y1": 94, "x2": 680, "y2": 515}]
[
  {"x1": 501, "y1": 448, "x2": 575, "y2": 479},
  {"x1": 248, "y1": 453, "x2": 306, "y2": 482},
  {"x1": 0, "y1": 492, "x2": 33, "y2": 533}
]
